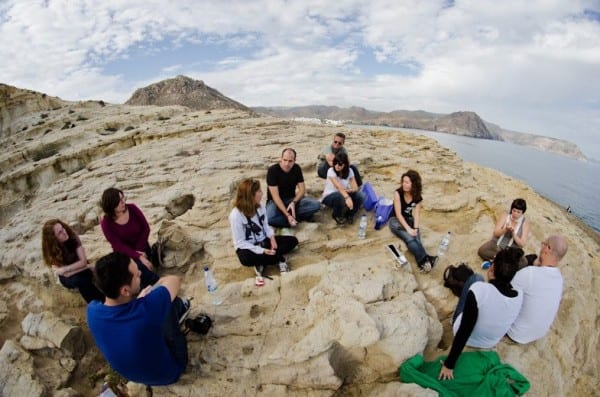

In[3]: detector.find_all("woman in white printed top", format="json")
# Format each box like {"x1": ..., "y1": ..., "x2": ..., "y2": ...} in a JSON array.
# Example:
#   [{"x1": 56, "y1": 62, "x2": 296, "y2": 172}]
[{"x1": 229, "y1": 178, "x2": 298, "y2": 286}]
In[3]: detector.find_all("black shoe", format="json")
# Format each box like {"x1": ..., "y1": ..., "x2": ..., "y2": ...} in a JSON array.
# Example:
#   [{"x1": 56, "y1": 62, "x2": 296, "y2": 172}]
[
  {"x1": 332, "y1": 214, "x2": 346, "y2": 225},
  {"x1": 428, "y1": 255, "x2": 439, "y2": 269},
  {"x1": 346, "y1": 213, "x2": 355, "y2": 224}
]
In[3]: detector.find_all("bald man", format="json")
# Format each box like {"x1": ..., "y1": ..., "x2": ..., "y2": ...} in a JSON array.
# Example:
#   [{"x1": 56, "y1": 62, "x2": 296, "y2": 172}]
[{"x1": 507, "y1": 235, "x2": 568, "y2": 344}]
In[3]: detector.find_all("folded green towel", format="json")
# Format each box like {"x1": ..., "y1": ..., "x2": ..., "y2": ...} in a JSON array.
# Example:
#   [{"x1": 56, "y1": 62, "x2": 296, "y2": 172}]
[{"x1": 399, "y1": 351, "x2": 530, "y2": 397}]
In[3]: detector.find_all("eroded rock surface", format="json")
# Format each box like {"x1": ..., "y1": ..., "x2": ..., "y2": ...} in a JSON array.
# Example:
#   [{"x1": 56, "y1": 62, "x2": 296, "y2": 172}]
[{"x1": 0, "y1": 97, "x2": 598, "y2": 396}]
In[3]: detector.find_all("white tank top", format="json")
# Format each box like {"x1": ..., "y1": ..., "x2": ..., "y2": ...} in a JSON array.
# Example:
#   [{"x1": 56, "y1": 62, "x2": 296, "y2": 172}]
[{"x1": 453, "y1": 282, "x2": 523, "y2": 348}]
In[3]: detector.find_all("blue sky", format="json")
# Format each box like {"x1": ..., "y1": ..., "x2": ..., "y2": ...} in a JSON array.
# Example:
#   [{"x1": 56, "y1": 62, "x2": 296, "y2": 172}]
[{"x1": 1, "y1": 0, "x2": 599, "y2": 159}]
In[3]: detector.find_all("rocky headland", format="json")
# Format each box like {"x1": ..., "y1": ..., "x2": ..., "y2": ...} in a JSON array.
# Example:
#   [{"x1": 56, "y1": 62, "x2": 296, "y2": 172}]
[
  {"x1": 254, "y1": 105, "x2": 587, "y2": 161},
  {"x1": 0, "y1": 82, "x2": 598, "y2": 396}
]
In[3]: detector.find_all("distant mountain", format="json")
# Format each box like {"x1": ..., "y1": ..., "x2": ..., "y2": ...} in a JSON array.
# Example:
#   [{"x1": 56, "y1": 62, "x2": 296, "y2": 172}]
[
  {"x1": 253, "y1": 105, "x2": 586, "y2": 160},
  {"x1": 125, "y1": 75, "x2": 249, "y2": 111}
]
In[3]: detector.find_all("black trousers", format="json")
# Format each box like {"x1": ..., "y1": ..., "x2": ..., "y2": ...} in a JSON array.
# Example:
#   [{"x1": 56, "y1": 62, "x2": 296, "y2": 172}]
[
  {"x1": 59, "y1": 269, "x2": 104, "y2": 303},
  {"x1": 236, "y1": 235, "x2": 298, "y2": 267}
]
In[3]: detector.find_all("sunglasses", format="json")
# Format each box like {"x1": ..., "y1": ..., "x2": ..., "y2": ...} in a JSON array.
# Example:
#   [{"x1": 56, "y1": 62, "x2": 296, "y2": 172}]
[{"x1": 333, "y1": 140, "x2": 343, "y2": 145}]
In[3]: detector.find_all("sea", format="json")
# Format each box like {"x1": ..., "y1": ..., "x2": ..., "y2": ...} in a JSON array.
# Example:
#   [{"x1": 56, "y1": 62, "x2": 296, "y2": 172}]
[{"x1": 351, "y1": 125, "x2": 600, "y2": 234}]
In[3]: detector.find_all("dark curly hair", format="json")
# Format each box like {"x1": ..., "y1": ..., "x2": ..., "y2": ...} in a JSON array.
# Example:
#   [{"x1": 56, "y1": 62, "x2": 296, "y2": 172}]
[
  {"x1": 401, "y1": 169, "x2": 422, "y2": 202},
  {"x1": 41, "y1": 219, "x2": 78, "y2": 267}
]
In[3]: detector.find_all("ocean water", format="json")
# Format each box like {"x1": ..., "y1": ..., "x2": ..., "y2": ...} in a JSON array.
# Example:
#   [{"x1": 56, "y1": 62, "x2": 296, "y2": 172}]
[{"x1": 353, "y1": 125, "x2": 600, "y2": 233}]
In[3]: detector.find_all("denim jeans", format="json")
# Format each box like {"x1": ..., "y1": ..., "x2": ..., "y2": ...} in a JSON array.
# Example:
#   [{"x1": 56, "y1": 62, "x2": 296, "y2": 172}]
[
  {"x1": 163, "y1": 296, "x2": 189, "y2": 370},
  {"x1": 266, "y1": 197, "x2": 321, "y2": 227},
  {"x1": 452, "y1": 273, "x2": 485, "y2": 324},
  {"x1": 322, "y1": 191, "x2": 364, "y2": 218},
  {"x1": 388, "y1": 217, "x2": 428, "y2": 264}
]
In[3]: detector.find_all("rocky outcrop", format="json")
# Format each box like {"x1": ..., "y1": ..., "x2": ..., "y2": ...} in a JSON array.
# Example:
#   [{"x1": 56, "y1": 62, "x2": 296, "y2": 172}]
[
  {"x1": 0, "y1": 88, "x2": 598, "y2": 396},
  {"x1": 125, "y1": 75, "x2": 250, "y2": 111},
  {"x1": 254, "y1": 105, "x2": 586, "y2": 160},
  {"x1": 0, "y1": 83, "x2": 66, "y2": 138}
]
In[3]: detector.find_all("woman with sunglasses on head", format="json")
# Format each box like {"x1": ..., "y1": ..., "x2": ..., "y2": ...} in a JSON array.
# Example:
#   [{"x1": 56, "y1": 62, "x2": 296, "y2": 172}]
[
  {"x1": 230, "y1": 179, "x2": 298, "y2": 286},
  {"x1": 321, "y1": 152, "x2": 364, "y2": 225},
  {"x1": 42, "y1": 219, "x2": 104, "y2": 303},
  {"x1": 478, "y1": 198, "x2": 530, "y2": 268},
  {"x1": 100, "y1": 187, "x2": 159, "y2": 288},
  {"x1": 439, "y1": 247, "x2": 524, "y2": 381},
  {"x1": 388, "y1": 169, "x2": 437, "y2": 272}
]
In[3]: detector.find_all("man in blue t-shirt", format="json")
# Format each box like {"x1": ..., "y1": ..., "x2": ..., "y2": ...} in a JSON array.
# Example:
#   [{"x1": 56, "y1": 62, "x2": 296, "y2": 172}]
[
  {"x1": 87, "y1": 252, "x2": 188, "y2": 386},
  {"x1": 266, "y1": 147, "x2": 320, "y2": 228}
]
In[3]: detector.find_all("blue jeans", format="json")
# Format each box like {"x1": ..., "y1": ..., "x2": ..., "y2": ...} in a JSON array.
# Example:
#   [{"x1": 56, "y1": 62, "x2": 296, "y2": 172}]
[
  {"x1": 452, "y1": 273, "x2": 484, "y2": 324},
  {"x1": 266, "y1": 197, "x2": 321, "y2": 227},
  {"x1": 163, "y1": 297, "x2": 189, "y2": 370},
  {"x1": 388, "y1": 217, "x2": 428, "y2": 264},
  {"x1": 322, "y1": 191, "x2": 364, "y2": 218}
]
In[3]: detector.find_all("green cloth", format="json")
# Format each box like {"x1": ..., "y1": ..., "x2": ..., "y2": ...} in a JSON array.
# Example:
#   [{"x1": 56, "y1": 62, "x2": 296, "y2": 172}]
[{"x1": 399, "y1": 351, "x2": 530, "y2": 397}]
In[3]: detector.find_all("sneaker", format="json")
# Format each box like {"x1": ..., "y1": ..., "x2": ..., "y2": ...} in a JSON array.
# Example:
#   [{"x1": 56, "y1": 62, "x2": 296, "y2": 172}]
[
  {"x1": 333, "y1": 214, "x2": 346, "y2": 225},
  {"x1": 346, "y1": 213, "x2": 355, "y2": 224},
  {"x1": 255, "y1": 276, "x2": 265, "y2": 287},
  {"x1": 481, "y1": 260, "x2": 491, "y2": 270},
  {"x1": 279, "y1": 228, "x2": 294, "y2": 236},
  {"x1": 419, "y1": 261, "x2": 432, "y2": 273},
  {"x1": 178, "y1": 297, "x2": 192, "y2": 325},
  {"x1": 279, "y1": 261, "x2": 290, "y2": 273},
  {"x1": 428, "y1": 255, "x2": 439, "y2": 269}
]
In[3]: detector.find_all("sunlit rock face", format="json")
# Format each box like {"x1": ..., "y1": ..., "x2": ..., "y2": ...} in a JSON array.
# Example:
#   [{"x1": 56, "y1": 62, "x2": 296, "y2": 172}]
[{"x1": 0, "y1": 84, "x2": 598, "y2": 396}]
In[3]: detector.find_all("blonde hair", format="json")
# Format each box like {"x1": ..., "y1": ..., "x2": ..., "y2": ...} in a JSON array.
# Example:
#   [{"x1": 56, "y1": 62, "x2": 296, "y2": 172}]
[
  {"x1": 41, "y1": 219, "x2": 77, "y2": 267},
  {"x1": 234, "y1": 179, "x2": 261, "y2": 217}
]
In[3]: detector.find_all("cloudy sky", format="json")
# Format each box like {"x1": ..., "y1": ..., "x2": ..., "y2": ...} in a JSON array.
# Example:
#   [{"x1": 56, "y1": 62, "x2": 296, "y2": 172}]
[{"x1": 1, "y1": 0, "x2": 599, "y2": 159}]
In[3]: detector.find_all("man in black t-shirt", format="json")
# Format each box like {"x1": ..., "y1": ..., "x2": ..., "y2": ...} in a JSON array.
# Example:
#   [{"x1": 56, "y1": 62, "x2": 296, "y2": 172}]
[{"x1": 266, "y1": 148, "x2": 320, "y2": 227}]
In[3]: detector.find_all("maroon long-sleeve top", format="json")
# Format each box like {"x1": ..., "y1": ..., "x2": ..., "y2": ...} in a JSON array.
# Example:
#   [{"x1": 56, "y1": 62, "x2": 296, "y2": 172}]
[{"x1": 100, "y1": 203, "x2": 150, "y2": 259}]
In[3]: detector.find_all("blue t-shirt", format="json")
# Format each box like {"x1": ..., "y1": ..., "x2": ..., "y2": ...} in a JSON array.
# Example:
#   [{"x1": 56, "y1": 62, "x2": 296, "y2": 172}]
[{"x1": 87, "y1": 287, "x2": 183, "y2": 386}]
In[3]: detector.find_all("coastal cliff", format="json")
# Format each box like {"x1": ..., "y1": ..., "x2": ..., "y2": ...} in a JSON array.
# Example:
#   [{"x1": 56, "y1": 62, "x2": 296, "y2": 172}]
[
  {"x1": 254, "y1": 105, "x2": 587, "y2": 161},
  {"x1": 0, "y1": 84, "x2": 598, "y2": 396}
]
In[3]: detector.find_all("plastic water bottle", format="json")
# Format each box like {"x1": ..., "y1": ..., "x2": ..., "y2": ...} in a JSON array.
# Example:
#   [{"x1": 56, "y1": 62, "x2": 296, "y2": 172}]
[
  {"x1": 358, "y1": 214, "x2": 367, "y2": 239},
  {"x1": 438, "y1": 231, "x2": 451, "y2": 257},
  {"x1": 374, "y1": 215, "x2": 384, "y2": 230},
  {"x1": 204, "y1": 266, "x2": 222, "y2": 305}
]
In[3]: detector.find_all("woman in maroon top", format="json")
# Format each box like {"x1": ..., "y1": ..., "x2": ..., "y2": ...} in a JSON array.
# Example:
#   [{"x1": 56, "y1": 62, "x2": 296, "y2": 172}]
[
  {"x1": 42, "y1": 219, "x2": 104, "y2": 303},
  {"x1": 100, "y1": 188, "x2": 159, "y2": 288}
]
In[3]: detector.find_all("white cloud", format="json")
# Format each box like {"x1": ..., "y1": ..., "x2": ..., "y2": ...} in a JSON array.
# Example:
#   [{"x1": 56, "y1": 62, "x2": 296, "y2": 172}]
[{"x1": 1, "y1": 0, "x2": 599, "y2": 158}]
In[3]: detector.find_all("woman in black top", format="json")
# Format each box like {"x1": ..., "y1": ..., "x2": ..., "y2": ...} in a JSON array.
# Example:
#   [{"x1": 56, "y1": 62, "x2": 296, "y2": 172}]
[
  {"x1": 42, "y1": 219, "x2": 104, "y2": 303},
  {"x1": 388, "y1": 170, "x2": 437, "y2": 272}
]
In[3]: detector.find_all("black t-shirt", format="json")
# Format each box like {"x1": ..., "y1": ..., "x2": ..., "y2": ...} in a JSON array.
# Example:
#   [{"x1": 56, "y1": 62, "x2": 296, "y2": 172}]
[
  {"x1": 266, "y1": 163, "x2": 304, "y2": 201},
  {"x1": 394, "y1": 188, "x2": 422, "y2": 227},
  {"x1": 60, "y1": 236, "x2": 81, "y2": 266}
]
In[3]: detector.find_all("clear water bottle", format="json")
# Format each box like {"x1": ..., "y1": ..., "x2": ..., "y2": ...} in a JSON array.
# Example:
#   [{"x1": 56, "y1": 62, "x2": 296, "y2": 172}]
[
  {"x1": 204, "y1": 266, "x2": 222, "y2": 305},
  {"x1": 438, "y1": 231, "x2": 451, "y2": 257},
  {"x1": 358, "y1": 214, "x2": 367, "y2": 239}
]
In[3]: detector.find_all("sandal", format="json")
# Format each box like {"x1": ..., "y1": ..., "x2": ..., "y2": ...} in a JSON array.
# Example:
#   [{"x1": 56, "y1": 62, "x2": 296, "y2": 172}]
[{"x1": 255, "y1": 276, "x2": 265, "y2": 287}]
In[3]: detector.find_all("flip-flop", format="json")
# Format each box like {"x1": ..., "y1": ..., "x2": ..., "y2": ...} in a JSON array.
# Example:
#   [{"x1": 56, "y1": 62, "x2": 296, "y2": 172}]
[{"x1": 255, "y1": 276, "x2": 265, "y2": 287}]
